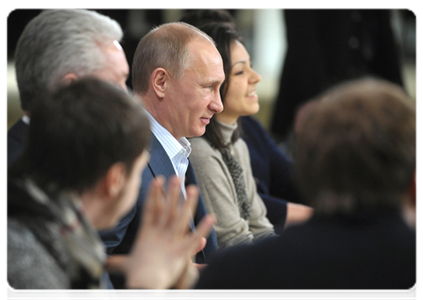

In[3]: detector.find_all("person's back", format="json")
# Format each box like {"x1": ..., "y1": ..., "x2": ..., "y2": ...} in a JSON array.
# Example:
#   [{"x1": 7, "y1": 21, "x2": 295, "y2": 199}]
[
  {"x1": 196, "y1": 208, "x2": 415, "y2": 289},
  {"x1": 195, "y1": 77, "x2": 416, "y2": 289}
]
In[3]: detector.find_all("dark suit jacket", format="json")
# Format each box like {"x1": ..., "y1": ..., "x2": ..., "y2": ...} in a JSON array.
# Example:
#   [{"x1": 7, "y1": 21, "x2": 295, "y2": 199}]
[
  {"x1": 196, "y1": 209, "x2": 415, "y2": 289},
  {"x1": 7, "y1": 119, "x2": 27, "y2": 166},
  {"x1": 99, "y1": 134, "x2": 218, "y2": 263}
]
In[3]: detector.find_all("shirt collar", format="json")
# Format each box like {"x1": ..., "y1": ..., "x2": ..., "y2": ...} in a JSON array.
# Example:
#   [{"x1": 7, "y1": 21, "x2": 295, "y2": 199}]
[{"x1": 144, "y1": 110, "x2": 191, "y2": 159}]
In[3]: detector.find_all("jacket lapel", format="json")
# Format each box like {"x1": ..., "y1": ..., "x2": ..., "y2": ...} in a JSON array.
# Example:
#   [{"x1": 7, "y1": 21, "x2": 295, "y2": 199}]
[
  {"x1": 147, "y1": 135, "x2": 176, "y2": 180},
  {"x1": 148, "y1": 134, "x2": 212, "y2": 263}
]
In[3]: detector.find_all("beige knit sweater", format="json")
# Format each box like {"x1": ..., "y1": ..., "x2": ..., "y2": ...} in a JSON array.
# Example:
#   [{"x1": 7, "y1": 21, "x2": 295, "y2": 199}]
[{"x1": 189, "y1": 121, "x2": 275, "y2": 249}]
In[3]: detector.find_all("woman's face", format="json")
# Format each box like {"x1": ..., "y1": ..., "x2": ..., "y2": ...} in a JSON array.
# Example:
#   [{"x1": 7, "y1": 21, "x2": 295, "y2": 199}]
[{"x1": 216, "y1": 40, "x2": 261, "y2": 125}]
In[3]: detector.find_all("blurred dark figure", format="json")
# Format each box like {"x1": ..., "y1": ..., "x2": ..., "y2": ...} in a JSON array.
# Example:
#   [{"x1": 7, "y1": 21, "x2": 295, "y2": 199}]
[
  {"x1": 271, "y1": 10, "x2": 406, "y2": 147},
  {"x1": 196, "y1": 77, "x2": 416, "y2": 289}
]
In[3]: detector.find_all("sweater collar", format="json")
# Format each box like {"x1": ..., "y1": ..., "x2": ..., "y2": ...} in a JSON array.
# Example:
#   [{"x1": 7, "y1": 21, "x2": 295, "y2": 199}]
[{"x1": 217, "y1": 120, "x2": 238, "y2": 145}]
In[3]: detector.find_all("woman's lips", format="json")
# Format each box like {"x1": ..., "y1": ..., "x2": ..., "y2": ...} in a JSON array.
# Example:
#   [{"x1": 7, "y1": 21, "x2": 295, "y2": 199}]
[{"x1": 247, "y1": 90, "x2": 258, "y2": 98}]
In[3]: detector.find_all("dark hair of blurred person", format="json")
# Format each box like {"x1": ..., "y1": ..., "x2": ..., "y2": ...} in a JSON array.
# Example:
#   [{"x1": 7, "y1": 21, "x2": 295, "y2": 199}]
[
  {"x1": 9, "y1": 78, "x2": 215, "y2": 289},
  {"x1": 12, "y1": 79, "x2": 149, "y2": 194},
  {"x1": 8, "y1": 78, "x2": 150, "y2": 288},
  {"x1": 295, "y1": 77, "x2": 415, "y2": 217}
]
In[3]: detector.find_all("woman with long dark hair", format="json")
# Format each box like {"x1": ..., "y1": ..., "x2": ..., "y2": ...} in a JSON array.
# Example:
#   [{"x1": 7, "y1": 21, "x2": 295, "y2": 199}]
[{"x1": 189, "y1": 22, "x2": 275, "y2": 249}]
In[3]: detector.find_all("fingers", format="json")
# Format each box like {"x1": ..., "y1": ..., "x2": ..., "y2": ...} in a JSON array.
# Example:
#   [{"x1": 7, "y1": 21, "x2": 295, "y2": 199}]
[
  {"x1": 185, "y1": 214, "x2": 215, "y2": 255},
  {"x1": 137, "y1": 175, "x2": 213, "y2": 258},
  {"x1": 135, "y1": 176, "x2": 166, "y2": 251},
  {"x1": 171, "y1": 184, "x2": 199, "y2": 236},
  {"x1": 173, "y1": 261, "x2": 199, "y2": 289},
  {"x1": 140, "y1": 175, "x2": 191, "y2": 238},
  {"x1": 142, "y1": 176, "x2": 165, "y2": 228},
  {"x1": 159, "y1": 176, "x2": 182, "y2": 228},
  {"x1": 185, "y1": 184, "x2": 200, "y2": 215}
]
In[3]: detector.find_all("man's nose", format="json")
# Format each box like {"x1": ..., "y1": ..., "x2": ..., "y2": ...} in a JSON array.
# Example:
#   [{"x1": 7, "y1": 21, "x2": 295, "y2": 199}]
[{"x1": 209, "y1": 92, "x2": 224, "y2": 114}]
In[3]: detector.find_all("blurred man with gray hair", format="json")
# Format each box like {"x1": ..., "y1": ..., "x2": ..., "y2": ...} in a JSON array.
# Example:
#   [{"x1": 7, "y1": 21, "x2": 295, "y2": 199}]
[{"x1": 8, "y1": 9, "x2": 129, "y2": 166}]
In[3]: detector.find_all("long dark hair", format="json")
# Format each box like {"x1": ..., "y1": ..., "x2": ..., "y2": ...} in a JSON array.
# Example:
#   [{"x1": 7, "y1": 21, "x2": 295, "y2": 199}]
[{"x1": 197, "y1": 22, "x2": 243, "y2": 149}]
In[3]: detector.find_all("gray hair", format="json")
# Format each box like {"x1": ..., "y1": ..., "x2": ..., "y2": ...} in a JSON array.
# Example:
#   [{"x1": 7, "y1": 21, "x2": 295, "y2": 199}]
[{"x1": 15, "y1": 9, "x2": 123, "y2": 112}]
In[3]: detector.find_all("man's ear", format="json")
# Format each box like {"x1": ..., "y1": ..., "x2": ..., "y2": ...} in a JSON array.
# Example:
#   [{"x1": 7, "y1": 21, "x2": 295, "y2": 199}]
[
  {"x1": 62, "y1": 73, "x2": 79, "y2": 85},
  {"x1": 150, "y1": 68, "x2": 168, "y2": 99},
  {"x1": 104, "y1": 162, "x2": 127, "y2": 199}
]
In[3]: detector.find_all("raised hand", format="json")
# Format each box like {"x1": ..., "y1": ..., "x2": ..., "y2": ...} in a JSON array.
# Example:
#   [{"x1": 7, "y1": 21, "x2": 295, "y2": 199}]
[{"x1": 106, "y1": 175, "x2": 214, "y2": 289}]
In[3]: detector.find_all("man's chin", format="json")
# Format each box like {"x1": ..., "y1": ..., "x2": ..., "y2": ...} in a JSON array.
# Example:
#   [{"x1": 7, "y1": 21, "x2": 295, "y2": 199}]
[{"x1": 189, "y1": 128, "x2": 206, "y2": 138}]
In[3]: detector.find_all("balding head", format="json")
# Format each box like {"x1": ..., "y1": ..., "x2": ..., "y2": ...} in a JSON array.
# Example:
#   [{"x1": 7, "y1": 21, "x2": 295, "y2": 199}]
[{"x1": 132, "y1": 22, "x2": 215, "y2": 95}]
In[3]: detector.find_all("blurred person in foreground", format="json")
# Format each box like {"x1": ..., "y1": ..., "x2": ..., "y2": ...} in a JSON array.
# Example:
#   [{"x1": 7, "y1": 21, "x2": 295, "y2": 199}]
[
  {"x1": 195, "y1": 77, "x2": 416, "y2": 289},
  {"x1": 8, "y1": 78, "x2": 213, "y2": 289}
]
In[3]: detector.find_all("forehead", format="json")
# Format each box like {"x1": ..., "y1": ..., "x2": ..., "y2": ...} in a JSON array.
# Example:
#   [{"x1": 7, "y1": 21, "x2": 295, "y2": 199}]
[
  {"x1": 185, "y1": 39, "x2": 224, "y2": 80},
  {"x1": 103, "y1": 42, "x2": 127, "y2": 65},
  {"x1": 230, "y1": 40, "x2": 249, "y2": 61},
  {"x1": 98, "y1": 42, "x2": 128, "y2": 73}
]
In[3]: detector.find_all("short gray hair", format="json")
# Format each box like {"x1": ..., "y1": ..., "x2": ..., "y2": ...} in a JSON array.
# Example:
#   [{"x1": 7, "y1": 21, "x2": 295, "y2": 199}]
[{"x1": 15, "y1": 9, "x2": 123, "y2": 112}]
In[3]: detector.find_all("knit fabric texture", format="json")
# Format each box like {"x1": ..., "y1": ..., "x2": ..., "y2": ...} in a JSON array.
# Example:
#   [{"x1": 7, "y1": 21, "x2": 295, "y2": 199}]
[{"x1": 219, "y1": 147, "x2": 251, "y2": 219}]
